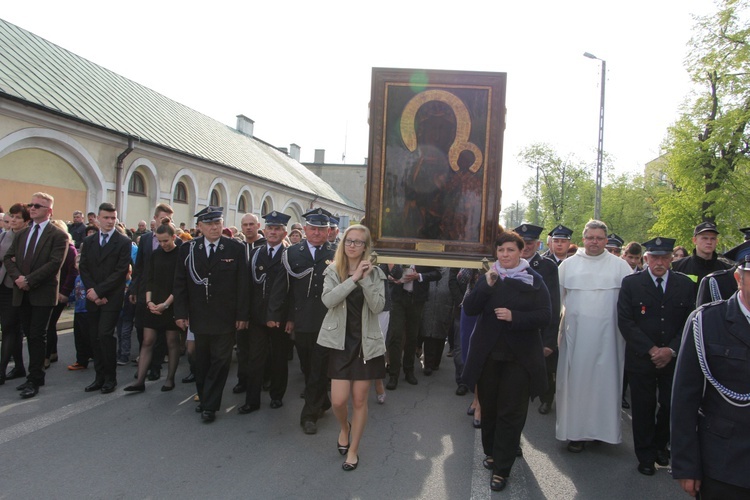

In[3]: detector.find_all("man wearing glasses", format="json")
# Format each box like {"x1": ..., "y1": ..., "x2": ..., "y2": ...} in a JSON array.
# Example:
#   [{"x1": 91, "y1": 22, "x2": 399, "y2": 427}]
[
  {"x1": 555, "y1": 220, "x2": 633, "y2": 453},
  {"x1": 3, "y1": 192, "x2": 69, "y2": 399}
]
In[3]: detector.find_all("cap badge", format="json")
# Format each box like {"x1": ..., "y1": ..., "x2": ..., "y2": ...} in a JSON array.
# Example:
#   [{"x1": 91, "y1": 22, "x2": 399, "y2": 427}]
[{"x1": 655, "y1": 238, "x2": 662, "y2": 245}]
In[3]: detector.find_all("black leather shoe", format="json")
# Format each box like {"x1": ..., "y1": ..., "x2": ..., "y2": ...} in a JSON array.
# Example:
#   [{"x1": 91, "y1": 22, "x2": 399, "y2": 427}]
[
  {"x1": 482, "y1": 456, "x2": 494, "y2": 470},
  {"x1": 195, "y1": 404, "x2": 203, "y2": 413},
  {"x1": 637, "y1": 462, "x2": 655, "y2": 476},
  {"x1": 270, "y1": 399, "x2": 283, "y2": 409},
  {"x1": 302, "y1": 420, "x2": 317, "y2": 435},
  {"x1": 84, "y1": 381, "x2": 104, "y2": 392},
  {"x1": 238, "y1": 404, "x2": 259, "y2": 414},
  {"x1": 232, "y1": 384, "x2": 246, "y2": 394},
  {"x1": 655, "y1": 450, "x2": 670, "y2": 466},
  {"x1": 101, "y1": 381, "x2": 117, "y2": 394},
  {"x1": 342, "y1": 455, "x2": 359, "y2": 471},
  {"x1": 147, "y1": 369, "x2": 161, "y2": 381},
  {"x1": 201, "y1": 410, "x2": 216, "y2": 423},
  {"x1": 490, "y1": 475, "x2": 507, "y2": 492},
  {"x1": 181, "y1": 372, "x2": 195, "y2": 383},
  {"x1": 16, "y1": 380, "x2": 33, "y2": 391},
  {"x1": 567, "y1": 441, "x2": 585, "y2": 453},
  {"x1": 539, "y1": 401, "x2": 552, "y2": 415},
  {"x1": 20, "y1": 384, "x2": 38, "y2": 399},
  {"x1": 404, "y1": 372, "x2": 418, "y2": 385},
  {"x1": 423, "y1": 367, "x2": 433, "y2": 376},
  {"x1": 123, "y1": 384, "x2": 145, "y2": 392},
  {"x1": 621, "y1": 397, "x2": 630, "y2": 409},
  {"x1": 6, "y1": 368, "x2": 26, "y2": 380},
  {"x1": 455, "y1": 384, "x2": 468, "y2": 396},
  {"x1": 385, "y1": 376, "x2": 398, "y2": 390}
]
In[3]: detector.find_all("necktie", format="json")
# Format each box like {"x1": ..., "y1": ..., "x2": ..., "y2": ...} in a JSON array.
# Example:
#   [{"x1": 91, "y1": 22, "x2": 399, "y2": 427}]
[
  {"x1": 101, "y1": 233, "x2": 109, "y2": 247},
  {"x1": 268, "y1": 246, "x2": 274, "y2": 258},
  {"x1": 22, "y1": 224, "x2": 40, "y2": 275},
  {"x1": 314, "y1": 245, "x2": 321, "y2": 258},
  {"x1": 209, "y1": 243, "x2": 216, "y2": 260},
  {"x1": 656, "y1": 277, "x2": 664, "y2": 297}
]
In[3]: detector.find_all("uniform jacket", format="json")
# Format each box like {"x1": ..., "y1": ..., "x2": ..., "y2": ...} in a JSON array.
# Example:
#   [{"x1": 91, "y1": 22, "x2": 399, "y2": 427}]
[
  {"x1": 697, "y1": 268, "x2": 737, "y2": 306},
  {"x1": 3, "y1": 222, "x2": 69, "y2": 307},
  {"x1": 460, "y1": 269, "x2": 551, "y2": 398},
  {"x1": 672, "y1": 250, "x2": 733, "y2": 284},
  {"x1": 671, "y1": 294, "x2": 750, "y2": 489},
  {"x1": 317, "y1": 264, "x2": 386, "y2": 361},
  {"x1": 129, "y1": 231, "x2": 182, "y2": 302},
  {"x1": 173, "y1": 236, "x2": 249, "y2": 335},
  {"x1": 267, "y1": 241, "x2": 335, "y2": 333},
  {"x1": 529, "y1": 253, "x2": 561, "y2": 350},
  {"x1": 249, "y1": 242, "x2": 285, "y2": 325},
  {"x1": 79, "y1": 230, "x2": 132, "y2": 312},
  {"x1": 618, "y1": 270, "x2": 695, "y2": 373},
  {"x1": 390, "y1": 265, "x2": 442, "y2": 303}
]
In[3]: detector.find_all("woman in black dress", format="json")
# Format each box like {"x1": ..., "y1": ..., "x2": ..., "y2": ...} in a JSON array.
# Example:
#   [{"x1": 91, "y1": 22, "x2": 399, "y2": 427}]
[
  {"x1": 317, "y1": 224, "x2": 386, "y2": 471},
  {"x1": 125, "y1": 220, "x2": 181, "y2": 392}
]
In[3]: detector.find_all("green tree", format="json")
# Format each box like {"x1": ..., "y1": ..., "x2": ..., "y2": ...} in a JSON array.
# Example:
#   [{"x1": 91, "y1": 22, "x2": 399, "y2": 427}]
[
  {"x1": 600, "y1": 173, "x2": 665, "y2": 243},
  {"x1": 501, "y1": 201, "x2": 527, "y2": 229}
]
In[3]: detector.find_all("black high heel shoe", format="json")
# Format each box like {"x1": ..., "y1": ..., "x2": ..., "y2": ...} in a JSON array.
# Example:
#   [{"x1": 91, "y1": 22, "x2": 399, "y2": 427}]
[{"x1": 337, "y1": 422, "x2": 351, "y2": 456}]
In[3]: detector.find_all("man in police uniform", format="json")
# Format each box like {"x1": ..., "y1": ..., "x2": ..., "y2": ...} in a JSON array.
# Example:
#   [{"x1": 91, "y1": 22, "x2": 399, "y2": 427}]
[
  {"x1": 672, "y1": 222, "x2": 733, "y2": 284},
  {"x1": 617, "y1": 237, "x2": 695, "y2": 476},
  {"x1": 173, "y1": 207, "x2": 249, "y2": 423},
  {"x1": 327, "y1": 215, "x2": 340, "y2": 249},
  {"x1": 238, "y1": 211, "x2": 290, "y2": 414},
  {"x1": 268, "y1": 207, "x2": 335, "y2": 434},
  {"x1": 515, "y1": 224, "x2": 560, "y2": 415},
  {"x1": 671, "y1": 255, "x2": 750, "y2": 498},
  {"x1": 697, "y1": 227, "x2": 750, "y2": 305},
  {"x1": 542, "y1": 225, "x2": 573, "y2": 265}
]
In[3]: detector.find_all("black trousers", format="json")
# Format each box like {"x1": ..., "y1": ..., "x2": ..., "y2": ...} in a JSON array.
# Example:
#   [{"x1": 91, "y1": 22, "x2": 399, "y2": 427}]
[
  {"x1": 628, "y1": 369, "x2": 672, "y2": 465},
  {"x1": 422, "y1": 337, "x2": 446, "y2": 370},
  {"x1": 244, "y1": 323, "x2": 289, "y2": 406},
  {"x1": 0, "y1": 284, "x2": 24, "y2": 374},
  {"x1": 387, "y1": 297, "x2": 424, "y2": 377},
  {"x1": 298, "y1": 331, "x2": 330, "y2": 424},
  {"x1": 699, "y1": 476, "x2": 750, "y2": 500},
  {"x1": 73, "y1": 312, "x2": 92, "y2": 365},
  {"x1": 194, "y1": 332, "x2": 234, "y2": 412},
  {"x1": 46, "y1": 302, "x2": 66, "y2": 357},
  {"x1": 294, "y1": 330, "x2": 316, "y2": 385},
  {"x1": 88, "y1": 309, "x2": 120, "y2": 384},
  {"x1": 18, "y1": 295, "x2": 52, "y2": 386},
  {"x1": 236, "y1": 327, "x2": 251, "y2": 385},
  {"x1": 539, "y1": 351, "x2": 558, "y2": 405},
  {"x1": 477, "y1": 358, "x2": 531, "y2": 478}
]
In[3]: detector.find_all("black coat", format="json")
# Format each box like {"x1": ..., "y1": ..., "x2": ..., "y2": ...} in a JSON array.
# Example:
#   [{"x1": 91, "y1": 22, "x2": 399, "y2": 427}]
[
  {"x1": 130, "y1": 231, "x2": 183, "y2": 302},
  {"x1": 390, "y1": 265, "x2": 442, "y2": 303},
  {"x1": 697, "y1": 268, "x2": 737, "y2": 306},
  {"x1": 79, "y1": 230, "x2": 132, "y2": 312},
  {"x1": 267, "y1": 241, "x2": 335, "y2": 333},
  {"x1": 528, "y1": 253, "x2": 561, "y2": 350},
  {"x1": 460, "y1": 269, "x2": 551, "y2": 398},
  {"x1": 617, "y1": 270, "x2": 695, "y2": 374},
  {"x1": 248, "y1": 243, "x2": 286, "y2": 326},
  {"x1": 672, "y1": 250, "x2": 733, "y2": 284},
  {"x1": 173, "y1": 236, "x2": 249, "y2": 335},
  {"x1": 671, "y1": 294, "x2": 750, "y2": 489}
]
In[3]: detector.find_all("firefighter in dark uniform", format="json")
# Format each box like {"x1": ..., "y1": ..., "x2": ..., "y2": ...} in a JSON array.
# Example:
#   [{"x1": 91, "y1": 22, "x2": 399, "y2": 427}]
[
  {"x1": 514, "y1": 224, "x2": 560, "y2": 415},
  {"x1": 268, "y1": 207, "x2": 335, "y2": 435},
  {"x1": 672, "y1": 222, "x2": 733, "y2": 285},
  {"x1": 605, "y1": 233, "x2": 625, "y2": 256},
  {"x1": 173, "y1": 207, "x2": 249, "y2": 423},
  {"x1": 617, "y1": 237, "x2": 695, "y2": 476},
  {"x1": 238, "y1": 211, "x2": 291, "y2": 414},
  {"x1": 671, "y1": 256, "x2": 750, "y2": 499},
  {"x1": 542, "y1": 225, "x2": 573, "y2": 266},
  {"x1": 696, "y1": 227, "x2": 750, "y2": 305}
]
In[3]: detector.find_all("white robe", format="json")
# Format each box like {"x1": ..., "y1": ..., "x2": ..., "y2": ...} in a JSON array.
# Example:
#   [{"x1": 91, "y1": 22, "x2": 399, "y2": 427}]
[{"x1": 555, "y1": 248, "x2": 633, "y2": 443}]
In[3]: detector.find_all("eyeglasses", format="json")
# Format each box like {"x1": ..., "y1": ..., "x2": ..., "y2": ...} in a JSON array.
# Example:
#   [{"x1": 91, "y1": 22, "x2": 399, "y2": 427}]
[
  {"x1": 27, "y1": 203, "x2": 49, "y2": 209},
  {"x1": 344, "y1": 239, "x2": 366, "y2": 247},
  {"x1": 584, "y1": 236, "x2": 607, "y2": 242}
]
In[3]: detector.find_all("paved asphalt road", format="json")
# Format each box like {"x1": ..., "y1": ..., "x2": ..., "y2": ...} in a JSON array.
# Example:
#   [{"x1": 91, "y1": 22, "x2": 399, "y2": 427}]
[{"x1": 0, "y1": 328, "x2": 684, "y2": 499}]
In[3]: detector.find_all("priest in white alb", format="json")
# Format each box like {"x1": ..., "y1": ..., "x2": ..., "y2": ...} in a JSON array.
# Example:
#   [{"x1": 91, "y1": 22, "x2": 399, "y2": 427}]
[{"x1": 555, "y1": 220, "x2": 633, "y2": 453}]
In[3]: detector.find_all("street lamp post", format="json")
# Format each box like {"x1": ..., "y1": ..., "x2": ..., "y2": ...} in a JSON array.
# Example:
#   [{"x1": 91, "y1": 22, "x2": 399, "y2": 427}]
[{"x1": 583, "y1": 51, "x2": 606, "y2": 220}]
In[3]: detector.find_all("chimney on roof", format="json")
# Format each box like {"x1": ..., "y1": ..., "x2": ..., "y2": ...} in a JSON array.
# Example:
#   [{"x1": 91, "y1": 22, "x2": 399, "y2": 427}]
[
  {"x1": 236, "y1": 115, "x2": 254, "y2": 137},
  {"x1": 278, "y1": 147, "x2": 289, "y2": 154},
  {"x1": 314, "y1": 149, "x2": 325, "y2": 164},
  {"x1": 290, "y1": 143, "x2": 301, "y2": 162}
]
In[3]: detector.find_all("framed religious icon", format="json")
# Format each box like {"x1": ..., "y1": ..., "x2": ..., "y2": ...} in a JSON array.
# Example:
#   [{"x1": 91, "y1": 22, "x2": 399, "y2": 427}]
[{"x1": 365, "y1": 67, "x2": 506, "y2": 267}]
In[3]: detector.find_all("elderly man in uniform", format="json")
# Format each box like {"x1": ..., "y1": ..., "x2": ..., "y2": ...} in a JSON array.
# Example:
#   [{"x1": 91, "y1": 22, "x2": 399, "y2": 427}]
[
  {"x1": 542, "y1": 225, "x2": 573, "y2": 266},
  {"x1": 617, "y1": 237, "x2": 695, "y2": 476},
  {"x1": 671, "y1": 255, "x2": 750, "y2": 498},
  {"x1": 238, "y1": 211, "x2": 290, "y2": 414},
  {"x1": 268, "y1": 208, "x2": 335, "y2": 434},
  {"x1": 697, "y1": 227, "x2": 750, "y2": 305},
  {"x1": 672, "y1": 222, "x2": 733, "y2": 284},
  {"x1": 515, "y1": 223, "x2": 560, "y2": 415},
  {"x1": 173, "y1": 207, "x2": 249, "y2": 423},
  {"x1": 556, "y1": 220, "x2": 633, "y2": 452}
]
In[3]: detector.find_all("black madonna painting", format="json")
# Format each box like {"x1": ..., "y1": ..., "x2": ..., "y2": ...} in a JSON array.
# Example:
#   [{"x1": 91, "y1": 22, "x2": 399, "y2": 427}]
[{"x1": 366, "y1": 68, "x2": 506, "y2": 262}]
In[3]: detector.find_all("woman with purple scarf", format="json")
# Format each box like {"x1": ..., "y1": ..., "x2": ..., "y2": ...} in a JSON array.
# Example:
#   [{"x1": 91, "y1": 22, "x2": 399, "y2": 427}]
[{"x1": 461, "y1": 230, "x2": 551, "y2": 492}]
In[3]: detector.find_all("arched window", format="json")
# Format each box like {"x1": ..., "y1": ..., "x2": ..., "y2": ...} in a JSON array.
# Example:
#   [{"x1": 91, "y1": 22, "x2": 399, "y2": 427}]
[
  {"x1": 128, "y1": 172, "x2": 146, "y2": 195},
  {"x1": 174, "y1": 181, "x2": 188, "y2": 203},
  {"x1": 238, "y1": 194, "x2": 247, "y2": 213},
  {"x1": 261, "y1": 198, "x2": 271, "y2": 216},
  {"x1": 210, "y1": 189, "x2": 220, "y2": 207}
]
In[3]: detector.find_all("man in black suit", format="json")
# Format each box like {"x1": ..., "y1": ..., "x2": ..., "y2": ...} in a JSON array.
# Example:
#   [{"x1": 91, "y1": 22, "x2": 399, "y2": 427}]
[
  {"x1": 238, "y1": 211, "x2": 290, "y2": 414},
  {"x1": 268, "y1": 208, "x2": 335, "y2": 434},
  {"x1": 515, "y1": 224, "x2": 560, "y2": 415},
  {"x1": 617, "y1": 237, "x2": 695, "y2": 476},
  {"x1": 129, "y1": 203, "x2": 177, "y2": 380},
  {"x1": 79, "y1": 203, "x2": 133, "y2": 394},
  {"x1": 671, "y1": 256, "x2": 750, "y2": 498},
  {"x1": 173, "y1": 207, "x2": 249, "y2": 423},
  {"x1": 3, "y1": 192, "x2": 69, "y2": 398},
  {"x1": 385, "y1": 264, "x2": 441, "y2": 390}
]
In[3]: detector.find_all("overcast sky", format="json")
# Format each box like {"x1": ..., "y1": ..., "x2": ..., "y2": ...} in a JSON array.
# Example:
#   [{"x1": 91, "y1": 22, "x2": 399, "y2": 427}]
[{"x1": 2, "y1": 0, "x2": 714, "y2": 213}]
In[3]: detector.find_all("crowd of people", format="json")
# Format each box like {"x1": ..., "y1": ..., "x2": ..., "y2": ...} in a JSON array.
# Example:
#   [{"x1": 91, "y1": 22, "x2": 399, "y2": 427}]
[{"x1": 1, "y1": 193, "x2": 749, "y2": 497}]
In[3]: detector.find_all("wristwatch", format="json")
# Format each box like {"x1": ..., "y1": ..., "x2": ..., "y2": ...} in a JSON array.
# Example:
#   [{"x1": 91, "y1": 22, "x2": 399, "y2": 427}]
[{"x1": 670, "y1": 348, "x2": 677, "y2": 358}]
